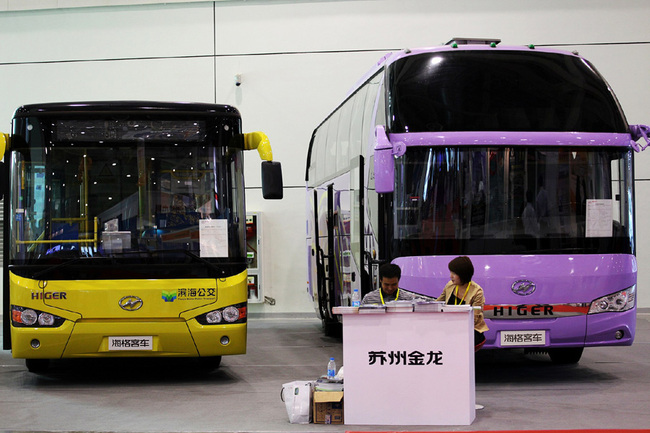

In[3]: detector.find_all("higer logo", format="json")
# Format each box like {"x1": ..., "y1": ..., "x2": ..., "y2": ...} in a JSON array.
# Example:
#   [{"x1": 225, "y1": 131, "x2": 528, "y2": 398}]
[
  {"x1": 32, "y1": 291, "x2": 67, "y2": 300},
  {"x1": 511, "y1": 280, "x2": 537, "y2": 296},
  {"x1": 491, "y1": 304, "x2": 554, "y2": 317}
]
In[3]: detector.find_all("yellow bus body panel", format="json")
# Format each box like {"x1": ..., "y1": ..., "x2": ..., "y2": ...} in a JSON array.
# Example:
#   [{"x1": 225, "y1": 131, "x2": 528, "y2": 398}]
[{"x1": 9, "y1": 270, "x2": 247, "y2": 359}]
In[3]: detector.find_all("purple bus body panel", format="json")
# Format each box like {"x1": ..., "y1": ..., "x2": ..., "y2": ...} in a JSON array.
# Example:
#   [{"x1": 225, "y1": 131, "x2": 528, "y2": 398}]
[
  {"x1": 395, "y1": 254, "x2": 637, "y2": 299},
  {"x1": 585, "y1": 309, "x2": 636, "y2": 346},
  {"x1": 394, "y1": 254, "x2": 637, "y2": 348},
  {"x1": 490, "y1": 316, "x2": 586, "y2": 347}
]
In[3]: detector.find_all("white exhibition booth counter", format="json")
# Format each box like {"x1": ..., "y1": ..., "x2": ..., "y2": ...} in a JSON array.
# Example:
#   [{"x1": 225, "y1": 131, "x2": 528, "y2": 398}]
[{"x1": 333, "y1": 304, "x2": 476, "y2": 426}]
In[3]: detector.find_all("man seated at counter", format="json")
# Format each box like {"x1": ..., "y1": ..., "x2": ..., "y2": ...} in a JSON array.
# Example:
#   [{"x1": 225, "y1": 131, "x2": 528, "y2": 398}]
[{"x1": 361, "y1": 263, "x2": 418, "y2": 305}]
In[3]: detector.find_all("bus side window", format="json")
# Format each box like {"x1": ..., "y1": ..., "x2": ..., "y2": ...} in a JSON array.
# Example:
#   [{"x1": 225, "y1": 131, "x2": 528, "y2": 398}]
[
  {"x1": 350, "y1": 86, "x2": 368, "y2": 158},
  {"x1": 336, "y1": 101, "x2": 353, "y2": 173},
  {"x1": 325, "y1": 111, "x2": 340, "y2": 179},
  {"x1": 313, "y1": 125, "x2": 327, "y2": 185},
  {"x1": 361, "y1": 73, "x2": 382, "y2": 156},
  {"x1": 375, "y1": 81, "x2": 386, "y2": 127}
]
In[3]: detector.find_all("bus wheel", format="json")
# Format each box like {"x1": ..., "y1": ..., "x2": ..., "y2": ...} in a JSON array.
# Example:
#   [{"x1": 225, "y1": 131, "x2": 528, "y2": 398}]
[
  {"x1": 322, "y1": 319, "x2": 341, "y2": 338},
  {"x1": 25, "y1": 359, "x2": 50, "y2": 373},
  {"x1": 548, "y1": 347, "x2": 584, "y2": 364},
  {"x1": 198, "y1": 356, "x2": 222, "y2": 371}
]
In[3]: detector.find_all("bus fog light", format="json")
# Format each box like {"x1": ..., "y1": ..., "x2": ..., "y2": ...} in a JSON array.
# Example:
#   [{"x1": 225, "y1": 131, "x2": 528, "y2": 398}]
[
  {"x1": 615, "y1": 330, "x2": 624, "y2": 340},
  {"x1": 30, "y1": 339, "x2": 41, "y2": 349},
  {"x1": 21, "y1": 309, "x2": 38, "y2": 326},
  {"x1": 205, "y1": 310, "x2": 222, "y2": 324},
  {"x1": 222, "y1": 306, "x2": 239, "y2": 323},
  {"x1": 220, "y1": 336, "x2": 230, "y2": 345}
]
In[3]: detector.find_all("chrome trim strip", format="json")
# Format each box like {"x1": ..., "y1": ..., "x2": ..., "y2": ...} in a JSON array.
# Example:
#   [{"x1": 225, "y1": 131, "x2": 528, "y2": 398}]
[{"x1": 484, "y1": 303, "x2": 590, "y2": 319}]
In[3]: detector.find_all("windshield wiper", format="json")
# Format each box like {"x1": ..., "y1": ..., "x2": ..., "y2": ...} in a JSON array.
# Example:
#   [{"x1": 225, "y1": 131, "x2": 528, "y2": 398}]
[
  {"x1": 181, "y1": 250, "x2": 228, "y2": 277},
  {"x1": 32, "y1": 257, "x2": 82, "y2": 280},
  {"x1": 137, "y1": 249, "x2": 229, "y2": 277},
  {"x1": 30, "y1": 249, "x2": 235, "y2": 280}
]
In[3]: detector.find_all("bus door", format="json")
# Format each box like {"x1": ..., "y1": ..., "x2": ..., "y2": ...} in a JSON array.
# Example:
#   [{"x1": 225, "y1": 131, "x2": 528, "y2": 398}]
[
  {"x1": 332, "y1": 175, "x2": 354, "y2": 309},
  {"x1": 312, "y1": 176, "x2": 353, "y2": 335},
  {"x1": 310, "y1": 184, "x2": 336, "y2": 332},
  {"x1": 350, "y1": 156, "x2": 365, "y2": 297}
]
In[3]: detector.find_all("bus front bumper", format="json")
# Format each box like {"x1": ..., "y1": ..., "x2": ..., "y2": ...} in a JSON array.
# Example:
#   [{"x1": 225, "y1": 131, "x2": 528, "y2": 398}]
[
  {"x1": 484, "y1": 308, "x2": 636, "y2": 350},
  {"x1": 11, "y1": 319, "x2": 246, "y2": 359}
]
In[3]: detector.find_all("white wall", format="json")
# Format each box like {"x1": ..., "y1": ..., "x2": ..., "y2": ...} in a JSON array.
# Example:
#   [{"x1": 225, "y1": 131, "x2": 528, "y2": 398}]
[{"x1": 1, "y1": 0, "x2": 650, "y2": 316}]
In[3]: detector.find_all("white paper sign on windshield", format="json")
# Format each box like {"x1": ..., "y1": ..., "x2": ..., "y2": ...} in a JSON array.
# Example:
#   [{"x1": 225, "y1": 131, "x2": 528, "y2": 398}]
[
  {"x1": 199, "y1": 219, "x2": 228, "y2": 257},
  {"x1": 585, "y1": 199, "x2": 613, "y2": 238}
]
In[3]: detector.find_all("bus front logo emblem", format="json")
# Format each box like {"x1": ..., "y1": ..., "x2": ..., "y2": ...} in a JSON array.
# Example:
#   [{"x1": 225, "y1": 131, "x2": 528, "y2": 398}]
[
  {"x1": 119, "y1": 296, "x2": 143, "y2": 311},
  {"x1": 512, "y1": 280, "x2": 536, "y2": 296}
]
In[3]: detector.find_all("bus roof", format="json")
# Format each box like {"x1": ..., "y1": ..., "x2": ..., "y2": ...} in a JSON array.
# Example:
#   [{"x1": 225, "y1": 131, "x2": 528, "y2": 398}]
[
  {"x1": 346, "y1": 43, "x2": 583, "y2": 99},
  {"x1": 13, "y1": 101, "x2": 241, "y2": 118}
]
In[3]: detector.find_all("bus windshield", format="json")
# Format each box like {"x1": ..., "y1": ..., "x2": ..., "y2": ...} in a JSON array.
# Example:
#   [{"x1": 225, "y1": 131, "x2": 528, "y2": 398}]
[
  {"x1": 387, "y1": 50, "x2": 628, "y2": 133},
  {"x1": 10, "y1": 116, "x2": 245, "y2": 277},
  {"x1": 392, "y1": 146, "x2": 634, "y2": 256}
]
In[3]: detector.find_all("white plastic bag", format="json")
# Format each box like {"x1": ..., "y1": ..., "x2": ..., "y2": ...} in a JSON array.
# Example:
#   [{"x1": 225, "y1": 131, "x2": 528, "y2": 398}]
[{"x1": 280, "y1": 380, "x2": 313, "y2": 424}]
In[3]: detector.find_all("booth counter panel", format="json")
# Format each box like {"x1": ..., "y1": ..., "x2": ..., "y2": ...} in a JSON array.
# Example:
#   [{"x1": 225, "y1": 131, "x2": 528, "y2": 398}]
[{"x1": 341, "y1": 309, "x2": 476, "y2": 425}]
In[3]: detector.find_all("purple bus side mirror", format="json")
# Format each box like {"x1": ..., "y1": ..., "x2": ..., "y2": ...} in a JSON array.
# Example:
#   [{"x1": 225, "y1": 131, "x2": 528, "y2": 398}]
[
  {"x1": 374, "y1": 126, "x2": 395, "y2": 193},
  {"x1": 629, "y1": 124, "x2": 650, "y2": 152}
]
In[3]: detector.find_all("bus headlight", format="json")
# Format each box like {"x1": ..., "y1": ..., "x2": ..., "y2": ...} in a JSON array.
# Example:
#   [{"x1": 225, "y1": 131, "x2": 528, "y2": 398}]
[
  {"x1": 205, "y1": 310, "x2": 222, "y2": 324},
  {"x1": 20, "y1": 309, "x2": 38, "y2": 326},
  {"x1": 195, "y1": 303, "x2": 247, "y2": 325},
  {"x1": 222, "y1": 306, "x2": 240, "y2": 323},
  {"x1": 38, "y1": 313, "x2": 56, "y2": 326},
  {"x1": 588, "y1": 286, "x2": 636, "y2": 314},
  {"x1": 11, "y1": 305, "x2": 65, "y2": 327}
]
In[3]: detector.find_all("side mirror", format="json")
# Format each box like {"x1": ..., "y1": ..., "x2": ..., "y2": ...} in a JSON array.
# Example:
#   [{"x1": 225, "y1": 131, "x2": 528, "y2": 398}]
[
  {"x1": 261, "y1": 161, "x2": 283, "y2": 199},
  {"x1": 374, "y1": 125, "x2": 405, "y2": 194},
  {"x1": 0, "y1": 133, "x2": 7, "y2": 156},
  {"x1": 629, "y1": 124, "x2": 650, "y2": 152},
  {"x1": 244, "y1": 131, "x2": 283, "y2": 199},
  {"x1": 0, "y1": 133, "x2": 8, "y2": 200},
  {"x1": 0, "y1": 161, "x2": 5, "y2": 201}
]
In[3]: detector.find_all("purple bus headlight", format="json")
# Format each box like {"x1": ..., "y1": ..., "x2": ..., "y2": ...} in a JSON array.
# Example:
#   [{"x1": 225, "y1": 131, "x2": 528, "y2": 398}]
[{"x1": 588, "y1": 285, "x2": 636, "y2": 314}]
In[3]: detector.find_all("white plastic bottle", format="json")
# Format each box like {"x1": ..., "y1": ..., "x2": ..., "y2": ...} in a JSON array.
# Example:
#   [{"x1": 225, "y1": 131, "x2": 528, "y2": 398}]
[
  {"x1": 327, "y1": 357, "x2": 336, "y2": 379},
  {"x1": 351, "y1": 288, "x2": 360, "y2": 307}
]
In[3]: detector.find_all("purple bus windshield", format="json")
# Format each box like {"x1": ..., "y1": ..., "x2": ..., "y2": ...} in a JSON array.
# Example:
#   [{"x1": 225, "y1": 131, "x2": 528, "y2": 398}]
[{"x1": 391, "y1": 146, "x2": 634, "y2": 257}]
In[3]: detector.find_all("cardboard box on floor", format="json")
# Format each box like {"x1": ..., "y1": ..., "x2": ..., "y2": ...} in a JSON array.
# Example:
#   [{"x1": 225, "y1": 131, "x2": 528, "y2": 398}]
[{"x1": 312, "y1": 391, "x2": 344, "y2": 424}]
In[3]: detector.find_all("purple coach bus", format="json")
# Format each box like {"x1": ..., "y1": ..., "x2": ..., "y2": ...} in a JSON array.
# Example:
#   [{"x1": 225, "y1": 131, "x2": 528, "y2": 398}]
[{"x1": 305, "y1": 39, "x2": 650, "y2": 363}]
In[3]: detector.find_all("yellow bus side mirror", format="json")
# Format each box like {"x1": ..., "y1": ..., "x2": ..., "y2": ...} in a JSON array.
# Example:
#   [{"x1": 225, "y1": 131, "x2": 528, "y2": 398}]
[
  {"x1": 244, "y1": 131, "x2": 273, "y2": 161},
  {"x1": 0, "y1": 132, "x2": 7, "y2": 200},
  {"x1": 243, "y1": 132, "x2": 283, "y2": 199},
  {"x1": 0, "y1": 132, "x2": 8, "y2": 156}
]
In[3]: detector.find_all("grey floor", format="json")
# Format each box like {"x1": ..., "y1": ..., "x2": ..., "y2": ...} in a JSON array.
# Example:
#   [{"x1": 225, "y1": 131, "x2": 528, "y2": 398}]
[{"x1": 1, "y1": 311, "x2": 649, "y2": 433}]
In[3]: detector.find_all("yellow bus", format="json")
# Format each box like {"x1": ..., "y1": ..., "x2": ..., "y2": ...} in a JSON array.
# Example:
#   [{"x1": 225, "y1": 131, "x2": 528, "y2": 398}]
[{"x1": 1, "y1": 101, "x2": 283, "y2": 372}]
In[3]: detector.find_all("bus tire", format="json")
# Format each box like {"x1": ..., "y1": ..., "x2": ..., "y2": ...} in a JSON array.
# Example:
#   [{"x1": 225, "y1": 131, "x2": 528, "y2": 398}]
[
  {"x1": 198, "y1": 356, "x2": 222, "y2": 371},
  {"x1": 25, "y1": 358, "x2": 50, "y2": 373},
  {"x1": 322, "y1": 319, "x2": 341, "y2": 338},
  {"x1": 548, "y1": 347, "x2": 584, "y2": 364}
]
